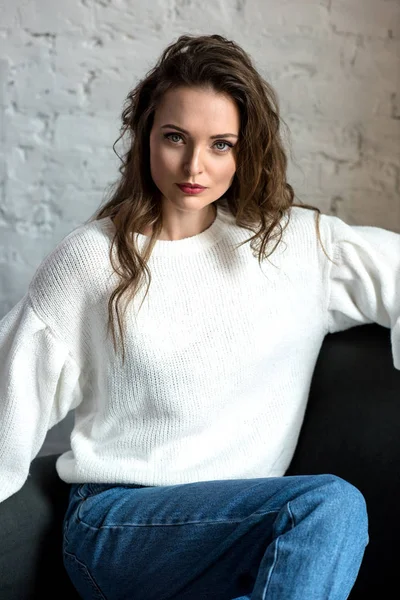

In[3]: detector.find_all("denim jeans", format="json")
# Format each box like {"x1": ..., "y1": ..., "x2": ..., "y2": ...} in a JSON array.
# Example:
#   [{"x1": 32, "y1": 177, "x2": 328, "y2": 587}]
[{"x1": 62, "y1": 474, "x2": 368, "y2": 600}]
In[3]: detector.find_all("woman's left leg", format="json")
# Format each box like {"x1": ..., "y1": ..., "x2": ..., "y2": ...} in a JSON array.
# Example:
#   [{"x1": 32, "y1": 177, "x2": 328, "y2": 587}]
[{"x1": 63, "y1": 474, "x2": 368, "y2": 600}]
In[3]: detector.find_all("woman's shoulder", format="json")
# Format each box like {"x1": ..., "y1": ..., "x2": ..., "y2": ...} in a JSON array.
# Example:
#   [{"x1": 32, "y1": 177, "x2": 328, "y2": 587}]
[{"x1": 28, "y1": 217, "x2": 115, "y2": 302}]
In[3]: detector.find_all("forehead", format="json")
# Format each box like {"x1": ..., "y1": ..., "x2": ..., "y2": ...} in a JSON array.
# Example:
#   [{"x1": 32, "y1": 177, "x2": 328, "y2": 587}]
[{"x1": 153, "y1": 86, "x2": 240, "y2": 131}]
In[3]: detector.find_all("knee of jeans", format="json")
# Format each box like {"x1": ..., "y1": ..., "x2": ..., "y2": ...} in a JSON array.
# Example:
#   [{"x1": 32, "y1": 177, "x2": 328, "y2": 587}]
[{"x1": 319, "y1": 475, "x2": 368, "y2": 535}]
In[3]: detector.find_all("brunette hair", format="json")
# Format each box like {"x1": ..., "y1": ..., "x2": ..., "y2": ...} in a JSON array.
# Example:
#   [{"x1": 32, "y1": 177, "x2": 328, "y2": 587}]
[{"x1": 86, "y1": 33, "x2": 331, "y2": 365}]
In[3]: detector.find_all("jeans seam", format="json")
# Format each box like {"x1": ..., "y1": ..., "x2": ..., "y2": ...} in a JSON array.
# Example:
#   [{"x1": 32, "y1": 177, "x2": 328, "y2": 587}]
[
  {"x1": 261, "y1": 539, "x2": 279, "y2": 600},
  {"x1": 64, "y1": 547, "x2": 107, "y2": 600},
  {"x1": 260, "y1": 501, "x2": 296, "y2": 599},
  {"x1": 75, "y1": 509, "x2": 281, "y2": 531},
  {"x1": 286, "y1": 500, "x2": 296, "y2": 529}
]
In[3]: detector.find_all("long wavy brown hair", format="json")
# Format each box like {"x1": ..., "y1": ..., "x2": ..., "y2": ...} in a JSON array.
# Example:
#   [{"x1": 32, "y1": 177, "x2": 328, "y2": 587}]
[{"x1": 86, "y1": 34, "x2": 332, "y2": 366}]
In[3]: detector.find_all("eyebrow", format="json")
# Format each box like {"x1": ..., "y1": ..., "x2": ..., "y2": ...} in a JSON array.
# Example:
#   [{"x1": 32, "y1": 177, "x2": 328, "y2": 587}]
[{"x1": 160, "y1": 124, "x2": 238, "y2": 139}]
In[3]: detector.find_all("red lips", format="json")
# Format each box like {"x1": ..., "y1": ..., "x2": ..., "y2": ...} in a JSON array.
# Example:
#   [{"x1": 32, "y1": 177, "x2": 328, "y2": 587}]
[{"x1": 178, "y1": 182, "x2": 206, "y2": 189}]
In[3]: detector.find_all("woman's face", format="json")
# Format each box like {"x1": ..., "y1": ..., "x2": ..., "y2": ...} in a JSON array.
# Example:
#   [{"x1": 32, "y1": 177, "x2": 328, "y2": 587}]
[{"x1": 149, "y1": 86, "x2": 240, "y2": 211}]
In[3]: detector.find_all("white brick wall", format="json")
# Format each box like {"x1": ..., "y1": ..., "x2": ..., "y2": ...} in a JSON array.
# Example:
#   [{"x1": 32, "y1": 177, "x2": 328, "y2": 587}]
[{"x1": 0, "y1": 0, "x2": 399, "y2": 455}]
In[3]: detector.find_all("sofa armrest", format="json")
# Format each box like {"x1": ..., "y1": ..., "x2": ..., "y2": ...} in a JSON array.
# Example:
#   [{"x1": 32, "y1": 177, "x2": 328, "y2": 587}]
[
  {"x1": 0, "y1": 454, "x2": 79, "y2": 600},
  {"x1": 287, "y1": 323, "x2": 400, "y2": 599}
]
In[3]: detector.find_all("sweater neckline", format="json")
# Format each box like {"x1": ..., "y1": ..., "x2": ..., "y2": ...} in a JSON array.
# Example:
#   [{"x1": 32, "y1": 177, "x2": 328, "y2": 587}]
[{"x1": 107, "y1": 204, "x2": 229, "y2": 258}]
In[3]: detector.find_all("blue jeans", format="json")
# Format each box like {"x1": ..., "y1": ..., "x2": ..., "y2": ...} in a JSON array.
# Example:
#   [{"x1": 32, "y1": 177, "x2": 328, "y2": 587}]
[{"x1": 62, "y1": 474, "x2": 368, "y2": 599}]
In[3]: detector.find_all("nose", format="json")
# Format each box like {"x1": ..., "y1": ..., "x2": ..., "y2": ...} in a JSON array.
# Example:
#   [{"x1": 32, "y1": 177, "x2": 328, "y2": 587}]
[{"x1": 183, "y1": 145, "x2": 204, "y2": 177}]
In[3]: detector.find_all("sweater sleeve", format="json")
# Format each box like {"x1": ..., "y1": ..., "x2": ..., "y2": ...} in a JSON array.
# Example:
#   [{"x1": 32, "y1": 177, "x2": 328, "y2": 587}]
[
  {"x1": 0, "y1": 293, "x2": 83, "y2": 502},
  {"x1": 325, "y1": 215, "x2": 400, "y2": 370}
]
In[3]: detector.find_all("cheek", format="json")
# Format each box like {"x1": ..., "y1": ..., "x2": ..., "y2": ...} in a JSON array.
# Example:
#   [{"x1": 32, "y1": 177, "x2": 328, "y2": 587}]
[
  {"x1": 150, "y1": 145, "x2": 176, "y2": 179},
  {"x1": 218, "y1": 157, "x2": 236, "y2": 183},
  {"x1": 150, "y1": 147, "x2": 166, "y2": 185}
]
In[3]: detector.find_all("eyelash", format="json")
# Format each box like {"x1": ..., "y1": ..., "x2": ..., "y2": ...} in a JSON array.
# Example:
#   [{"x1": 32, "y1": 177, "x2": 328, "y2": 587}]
[{"x1": 163, "y1": 133, "x2": 233, "y2": 153}]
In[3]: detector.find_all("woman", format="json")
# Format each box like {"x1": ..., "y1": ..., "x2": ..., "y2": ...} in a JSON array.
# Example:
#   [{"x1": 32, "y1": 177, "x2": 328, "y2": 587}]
[{"x1": 1, "y1": 34, "x2": 399, "y2": 599}]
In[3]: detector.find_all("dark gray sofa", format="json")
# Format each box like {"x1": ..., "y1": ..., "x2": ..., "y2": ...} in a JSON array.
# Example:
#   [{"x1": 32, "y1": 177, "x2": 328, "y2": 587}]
[{"x1": 1, "y1": 323, "x2": 399, "y2": 599}]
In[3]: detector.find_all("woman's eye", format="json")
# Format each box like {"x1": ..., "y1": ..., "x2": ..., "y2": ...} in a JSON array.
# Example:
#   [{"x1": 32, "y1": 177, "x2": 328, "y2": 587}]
[
  {"x1": 163, "y1": 133, "x2": 232, "y2": 153},
  {"x1": 214, "y1": 141, "x2": 232, "y2": 152},
  {"x1": 164, "y1": 133, "x2": 182, "y2": 143}
]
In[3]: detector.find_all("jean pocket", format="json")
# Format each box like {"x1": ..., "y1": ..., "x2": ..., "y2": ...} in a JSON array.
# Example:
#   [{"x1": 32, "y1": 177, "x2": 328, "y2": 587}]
[
  {"x1": 63, "y1": 548, "x2": 106, "y2": 600},
  {"x1": 80, "y1": 483, "x2": 130, "y2": 498},
  {"x1": 82, "y1": 483, "x2": 148, "y2": 498},
  {"x1": 81, "y1": 483, "x2": 107, "y2": 497}
]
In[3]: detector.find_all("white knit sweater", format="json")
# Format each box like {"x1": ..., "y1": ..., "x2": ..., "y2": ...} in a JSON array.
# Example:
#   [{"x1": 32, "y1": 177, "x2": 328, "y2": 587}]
[{"x1": 1, "y1": 205, "x2": 399, "y2": 502}]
